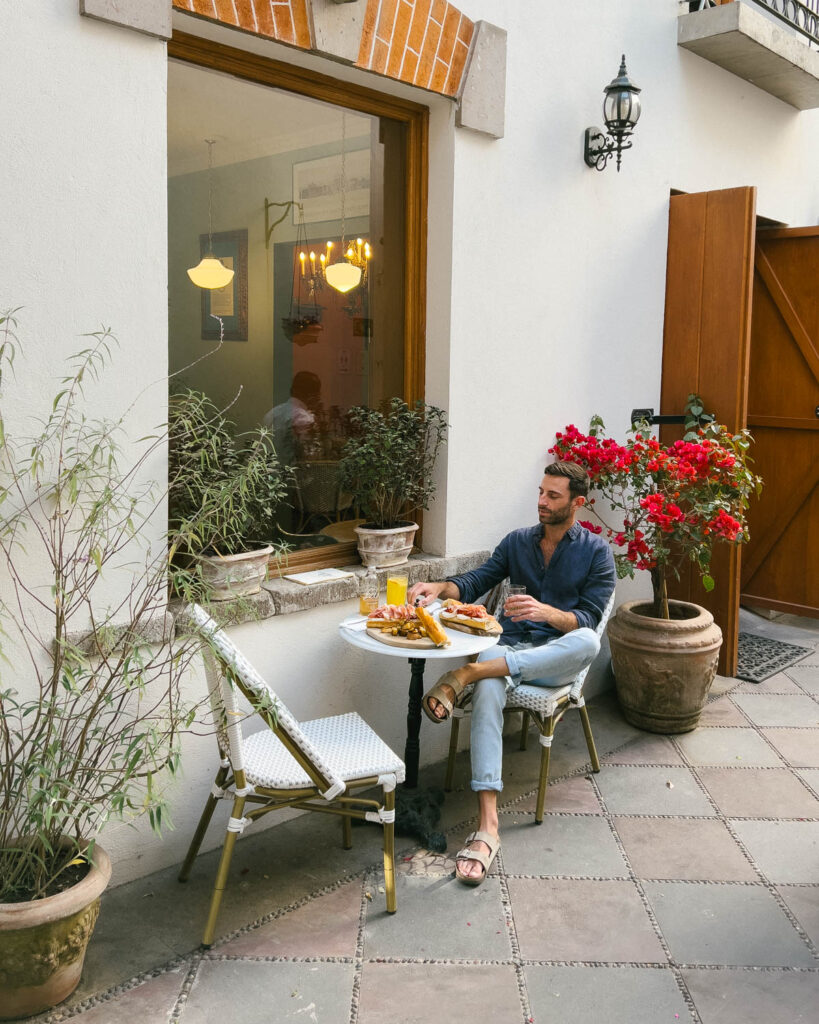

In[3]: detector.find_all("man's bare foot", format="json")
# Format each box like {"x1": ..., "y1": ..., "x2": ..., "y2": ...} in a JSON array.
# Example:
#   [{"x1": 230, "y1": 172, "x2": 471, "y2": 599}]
[{"x1": 426, "y1": 666, "x2": 472, "y2": 720}]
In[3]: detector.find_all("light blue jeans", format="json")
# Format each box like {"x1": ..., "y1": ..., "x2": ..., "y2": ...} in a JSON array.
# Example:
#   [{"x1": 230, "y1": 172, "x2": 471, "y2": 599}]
[{"x1": 469, "y1": 629, "x2": 600, "y2": 792}]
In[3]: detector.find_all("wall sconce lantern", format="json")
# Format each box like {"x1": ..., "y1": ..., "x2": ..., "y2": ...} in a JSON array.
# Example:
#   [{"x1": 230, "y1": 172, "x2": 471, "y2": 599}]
[{"x1": 584, "y1": 55, "x2": 642, "y2": 172}]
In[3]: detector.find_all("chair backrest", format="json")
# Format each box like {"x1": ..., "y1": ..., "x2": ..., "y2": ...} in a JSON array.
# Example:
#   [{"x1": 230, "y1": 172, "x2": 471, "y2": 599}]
[
  {"x1": 188, "y1": 604, "x2": 344, "y2": 797},
  {"x1": 571, "y1": 589, "x2": 617, "y2": 693}
]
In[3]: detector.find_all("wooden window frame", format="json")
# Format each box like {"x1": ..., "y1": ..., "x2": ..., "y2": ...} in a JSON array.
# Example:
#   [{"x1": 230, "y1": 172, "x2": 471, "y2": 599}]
[{"x1": 168, "y1": 32, "x2": 429, "y2": 574}]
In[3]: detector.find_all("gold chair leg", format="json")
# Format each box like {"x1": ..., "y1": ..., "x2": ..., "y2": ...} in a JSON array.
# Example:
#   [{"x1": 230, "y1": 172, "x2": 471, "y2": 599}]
[
  {"x1": 444, "y1": 714, "x2": 460, "y2": 791},
  {"x1": 202, "y1": 797, "x2": 245, "y2": 947},
  {"x1": 383, "y1": 787, "x2": 397, "y2": 914},
  {"x1": 535, "y1": 716, "x2": 555, "y2": 825},
  {"x1": 342, "y1": 814, "x2": 353, "y2": 850},
  {"x1": 519, "y1": 710, "x2": 530, "y2": 751},
  {"x1": 178, "y1": 770, "x2": 227, "y2": 882},
  {"x1": 579, "y1": 704, "x2": 601, "y2": 772}
]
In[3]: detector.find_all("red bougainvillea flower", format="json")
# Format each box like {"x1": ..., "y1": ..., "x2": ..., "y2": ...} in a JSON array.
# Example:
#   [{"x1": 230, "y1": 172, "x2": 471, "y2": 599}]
[{"x1": 549, "y1": 398, "x2": 761, "y2": 614}]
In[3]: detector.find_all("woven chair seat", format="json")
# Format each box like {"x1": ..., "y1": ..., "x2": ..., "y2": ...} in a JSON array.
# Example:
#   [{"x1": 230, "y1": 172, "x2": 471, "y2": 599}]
[
  {"x1": 243, "y1": 711, "x2": 405, "y2": 790},
  {"x1": 505, "y1": 682, "x2": 574, "y2": 715}
]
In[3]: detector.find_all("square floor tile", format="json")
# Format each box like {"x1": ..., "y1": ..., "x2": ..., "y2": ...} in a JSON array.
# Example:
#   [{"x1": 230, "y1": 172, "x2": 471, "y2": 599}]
[
  {"x1": 735, "y1": 673, "x2": 805, "y2": 694},
  {"x1": 508, "y1": 773, "x2": 603, "y2": 815},
  {"x1": 526, "y1": 965, "x2": 689, "y2": 1024},
  {"x1": 65, "y1": 969, "x2": 186, "y2": 1024},
  {"x1": 500, "y1": 815, "x2": 628, "y2": 877},
  {"x1": 709, "y1": 674, "x2": 741, "y2": 697},
  {"x1": 785, "y1": 664, "x2": 819, "y2": 695},
  {"x1": 777, "y1": 885, "x2": 819, "y2": 947},
  {"x1": 644, "y1": 882, "x2": 815, "y2": 966},
  {"x1": 614, "y1": 817, "x2": 756, "y2": 881},
  {"x1": 214, "y1": 880, "x2": 361, "y2": 958},
  {"x1": 761, "y1": 729, "x2": 819, "y2": 767},
  {"x1": 362, "y1": 874, "x2": 509, "y2": 960},
  {"x1": 602, "y1": 733, "x2": 683, "y2": 765},
  {"x1": 183, "y1": 960, "x2": 355, "y2": 1024},
  {"x1": 676, "y1": 727, "x2": 781, "y2": 766},
  {"x1": 797, "y1": 767, "x2": 819, "y2": 793},
  {"x1": 698, "y1": 697, "x2": 749, "y2": 727},
  {"x1": 594, "y1": 766, "x2": 716, "y2": 816},
  {"x1": 730, "y1": 820, "x2": 819, "y2": 883},
  {"x1": 683, "y1": 966, "x2": 819, "y2": 1023},
  {"x1": 357, "y1": 964, "x2": 521, "y2": 1023},
  {"x1": 732, "y1": 693, "x2": 819, "y2": 728},
  {"x1": 696, "y1": 768, "x2": 819, "y2": 818},
  {"x1": 508, "y1": 878, "x2": 665, "y2": 963}
]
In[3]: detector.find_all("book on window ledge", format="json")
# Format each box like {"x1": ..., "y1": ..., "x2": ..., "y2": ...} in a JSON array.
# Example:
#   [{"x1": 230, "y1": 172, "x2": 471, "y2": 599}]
[{"x1": 283, "y1": 567, "x2": 356, "y2": 586}]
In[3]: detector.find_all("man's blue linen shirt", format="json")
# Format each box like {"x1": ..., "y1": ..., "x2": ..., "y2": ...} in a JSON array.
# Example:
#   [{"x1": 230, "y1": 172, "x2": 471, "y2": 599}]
[{"x1": 446, "y1": 522, "x2": 616, "y2": 645}]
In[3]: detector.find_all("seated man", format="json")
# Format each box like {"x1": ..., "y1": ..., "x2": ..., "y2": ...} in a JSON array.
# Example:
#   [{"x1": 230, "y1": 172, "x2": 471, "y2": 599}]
[{"x1": 408, "y1": 460, "x2": 615, "y2": 886}]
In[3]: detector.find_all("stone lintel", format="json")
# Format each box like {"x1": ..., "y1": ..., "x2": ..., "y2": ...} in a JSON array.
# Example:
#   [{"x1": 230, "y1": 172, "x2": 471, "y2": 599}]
[
  {"x1": 456, "y1": 20, "x2": 507, "y2": 139},
  {"x1": 310, "y1": 0, "x2": 367, "y2": 65},
  {"x1": 678, "y1": 3, "x2": 819, "y2": 110},
  {"x1": 80, "y1": 0, "x2": 172, "y2": 41}
]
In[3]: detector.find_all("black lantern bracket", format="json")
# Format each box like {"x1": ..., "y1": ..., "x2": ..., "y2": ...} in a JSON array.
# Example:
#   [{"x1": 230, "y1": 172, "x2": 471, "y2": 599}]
[
  {"x1": 584, "y1": 128, "x2": 634, "y2": 172},
  {"x1": 630, "y1": 408, "x2": 715, "y2": 428}
]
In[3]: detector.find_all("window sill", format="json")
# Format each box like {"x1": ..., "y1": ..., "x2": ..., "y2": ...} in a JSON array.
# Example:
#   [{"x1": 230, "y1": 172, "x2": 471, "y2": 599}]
[{"x1": 184, "y1": 549, "x2": 491, "y2": 628}]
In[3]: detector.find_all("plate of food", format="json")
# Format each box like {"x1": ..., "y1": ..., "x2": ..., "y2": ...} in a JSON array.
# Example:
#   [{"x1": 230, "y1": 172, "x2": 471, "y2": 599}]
[
  {"x1": 365, "y1": 603, "x2": 451, "y2": 649},
  {"x1": 439, "y1": 599, "x2": 503, "y2": 636}
]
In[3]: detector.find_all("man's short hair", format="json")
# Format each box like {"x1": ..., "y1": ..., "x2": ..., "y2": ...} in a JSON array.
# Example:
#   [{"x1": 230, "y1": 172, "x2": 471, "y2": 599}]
[{"x1": 543, "y1": 460, "x2": 590, "y2": 499}]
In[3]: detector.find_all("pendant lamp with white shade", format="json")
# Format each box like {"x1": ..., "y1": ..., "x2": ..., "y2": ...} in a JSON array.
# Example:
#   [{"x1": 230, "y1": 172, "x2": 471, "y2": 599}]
[{"x1": 187, "y1": 139, "x2": 235, "y2": 291}]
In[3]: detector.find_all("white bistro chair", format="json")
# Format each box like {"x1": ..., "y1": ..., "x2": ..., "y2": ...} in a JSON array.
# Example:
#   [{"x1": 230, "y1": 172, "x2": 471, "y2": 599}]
[
  {"x1": 444, "y1": 589, "x2": 616, "y2": 823},
  {"x1": 180, "y1": 604, "x2": 405, "y2": 946}
]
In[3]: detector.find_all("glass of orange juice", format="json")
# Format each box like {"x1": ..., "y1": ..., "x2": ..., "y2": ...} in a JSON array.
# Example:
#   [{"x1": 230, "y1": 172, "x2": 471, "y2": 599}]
[{"x1": 386, "y1": 573, "x2": 408, "y2": 606}]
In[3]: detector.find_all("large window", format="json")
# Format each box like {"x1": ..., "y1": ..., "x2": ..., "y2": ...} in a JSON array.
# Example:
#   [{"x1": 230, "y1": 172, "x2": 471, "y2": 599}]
[{"x1": 167, "y1": 35, "x2": 427, "y2": 570}]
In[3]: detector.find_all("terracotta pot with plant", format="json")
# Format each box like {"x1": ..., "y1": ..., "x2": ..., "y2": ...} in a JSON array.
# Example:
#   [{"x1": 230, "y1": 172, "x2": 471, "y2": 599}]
[
  {"x1": 339, "y1": 399, "x2": 448, "y2": 568},
  {"x1": 550, "y1": 396, "x2": 761, "y2": 733},
  {"x1": 0, "y1": 313, "x2": 222, "y2": 1017}
]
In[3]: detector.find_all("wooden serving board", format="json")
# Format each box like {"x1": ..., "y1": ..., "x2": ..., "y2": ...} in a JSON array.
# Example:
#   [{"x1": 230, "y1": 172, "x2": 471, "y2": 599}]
[
  {"x1": 366, "y1": 627, "x2": 441, "y2": 650},
  {"x1": 440, "y1": 616, "x2": 503, "y2": 637}
]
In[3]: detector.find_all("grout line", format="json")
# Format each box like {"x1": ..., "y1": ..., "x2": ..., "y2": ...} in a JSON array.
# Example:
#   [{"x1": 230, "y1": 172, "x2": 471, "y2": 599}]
[
  {"x1": 591, "y1": 773, "x2": 703, "y2": 1023},
  {"x1": 169, "y1": 953, "x2": 204, "y2": 1022},
  {"x1": 348, "y1": 874, "x2": 368, "y2": 1024}
]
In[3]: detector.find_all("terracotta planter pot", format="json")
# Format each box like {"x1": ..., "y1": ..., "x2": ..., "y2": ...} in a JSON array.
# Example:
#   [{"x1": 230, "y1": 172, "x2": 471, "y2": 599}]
[
  {"x1": 0, "y1": 843, "x2": 112, "y2": 1020},
  {"x1": 354, "y1": 522, "x2": 419, "y2": 568},
  {"x1": 607, "y1": 599, "x2": 723, "y2": 734},
  {"x1": 198, "y1": 545, "x2": 273, "y2": 601}
]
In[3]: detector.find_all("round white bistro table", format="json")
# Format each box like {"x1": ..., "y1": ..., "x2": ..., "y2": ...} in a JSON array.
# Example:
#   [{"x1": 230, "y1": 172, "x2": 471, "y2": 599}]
[{"x1": 339, "y1": 613, "x2": 499, "y2": 788}]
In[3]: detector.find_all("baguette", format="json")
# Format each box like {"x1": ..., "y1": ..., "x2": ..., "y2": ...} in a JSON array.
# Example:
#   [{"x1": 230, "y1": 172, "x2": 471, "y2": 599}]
[{"x1": 415, "y1": 604, "x2": 450, "y2": 647}]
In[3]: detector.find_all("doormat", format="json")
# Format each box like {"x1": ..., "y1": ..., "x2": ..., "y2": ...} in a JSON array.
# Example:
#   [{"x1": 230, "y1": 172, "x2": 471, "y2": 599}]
[{"x1": 736, "y1": 632, "x2": 812, "y2": 683}]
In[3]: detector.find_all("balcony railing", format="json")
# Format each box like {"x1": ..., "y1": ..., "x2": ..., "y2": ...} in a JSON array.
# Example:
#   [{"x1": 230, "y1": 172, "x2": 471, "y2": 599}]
[{"x1": 686, "y1": 0, "x2": 819, "y2": 47}]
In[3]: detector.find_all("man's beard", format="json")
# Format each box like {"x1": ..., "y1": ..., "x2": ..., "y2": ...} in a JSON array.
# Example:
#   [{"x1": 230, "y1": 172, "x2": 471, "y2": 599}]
[{"x1": 539, "y1": 504, "x2": 572, "y2": 525}]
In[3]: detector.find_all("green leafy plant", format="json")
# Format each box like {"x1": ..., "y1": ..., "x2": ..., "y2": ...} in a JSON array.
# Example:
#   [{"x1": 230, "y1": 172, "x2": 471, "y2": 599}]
[
  {"x1": 550, "y1": 395, "x2": 762, "y2": 619},
  {"x1": 0, "y1": 311, "x2": 236, "y2": 903},
  {"x1": 338, "y1": 399, "x2": 448, "y2": 530},
  {"x1": 168, "y1": 388, "x2": 290, "y2": 558}
]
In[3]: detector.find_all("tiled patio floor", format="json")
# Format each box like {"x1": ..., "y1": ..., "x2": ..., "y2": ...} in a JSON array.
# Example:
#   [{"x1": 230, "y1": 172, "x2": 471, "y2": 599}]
[{"x1": 23, "y1": 610, "x2": 819, "y2": 1024}]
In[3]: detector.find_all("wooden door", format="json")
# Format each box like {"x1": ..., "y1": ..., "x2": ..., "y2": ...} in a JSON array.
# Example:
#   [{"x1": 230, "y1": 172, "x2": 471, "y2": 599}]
[
  {"x1": 660, "y1": 187, "x2": 757, "y2": 675},
  {"x1": 740, "y1": 227, "x2": 819, "y2": 617}
]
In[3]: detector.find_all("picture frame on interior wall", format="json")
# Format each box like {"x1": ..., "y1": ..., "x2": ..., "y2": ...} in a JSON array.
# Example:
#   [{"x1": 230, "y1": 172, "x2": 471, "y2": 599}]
[
  {"x1": 292, "y1": 150, "x2": 370, "y2": 224},
  {"x1": 200, "y1": 229, "x2": 248, "y2": 341}
]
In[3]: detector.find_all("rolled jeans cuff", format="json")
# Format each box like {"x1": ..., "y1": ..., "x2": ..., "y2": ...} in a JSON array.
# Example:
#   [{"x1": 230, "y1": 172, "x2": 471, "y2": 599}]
[{"x1": 471, "y1": 779, "x2": 503, "y2": 793}]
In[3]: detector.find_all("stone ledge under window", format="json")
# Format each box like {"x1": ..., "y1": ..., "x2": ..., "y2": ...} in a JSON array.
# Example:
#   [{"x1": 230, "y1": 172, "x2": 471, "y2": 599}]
[{"x1": 180, "y1": 550, "x2": 491, "y2": 629}]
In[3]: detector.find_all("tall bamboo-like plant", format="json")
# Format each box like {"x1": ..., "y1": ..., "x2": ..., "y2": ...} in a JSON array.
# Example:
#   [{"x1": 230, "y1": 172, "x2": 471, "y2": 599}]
[{"x1": 0, "y1": 311, "x2": 233, "y2": 903}]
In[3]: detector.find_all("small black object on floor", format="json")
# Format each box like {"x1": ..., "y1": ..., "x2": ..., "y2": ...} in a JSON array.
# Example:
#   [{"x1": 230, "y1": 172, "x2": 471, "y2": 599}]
[
  {"x1": 353, "y1": 786, "x2": 447, "y2": 853},
  {"x1": 736, "y1": 632, "x2": 811, "y2": 683},
  {"x1": 394, "y1": 787, "x2": 447, "y2": 853}
]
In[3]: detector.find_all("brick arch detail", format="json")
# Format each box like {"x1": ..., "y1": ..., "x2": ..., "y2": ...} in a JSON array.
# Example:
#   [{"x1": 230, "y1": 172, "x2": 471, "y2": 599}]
[{"x1": 172, "y1": 0, "x2": 474, "y2": 98}]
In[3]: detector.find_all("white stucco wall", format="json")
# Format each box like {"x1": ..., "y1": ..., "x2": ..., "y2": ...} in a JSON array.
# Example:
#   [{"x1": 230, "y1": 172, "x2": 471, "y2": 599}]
[{"x1": 4, "y1": 1, "x2": 819, "y2": 885}]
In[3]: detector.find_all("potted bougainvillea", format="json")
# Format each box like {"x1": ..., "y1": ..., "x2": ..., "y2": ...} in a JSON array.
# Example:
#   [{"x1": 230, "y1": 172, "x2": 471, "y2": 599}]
[{"x1": 550, "y1": 396, "x2": 761, "y2": 733}]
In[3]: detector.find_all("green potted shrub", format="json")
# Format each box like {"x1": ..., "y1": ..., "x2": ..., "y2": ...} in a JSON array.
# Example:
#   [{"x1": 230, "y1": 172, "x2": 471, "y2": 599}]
[
  {"x1": 0, "y1": 313, "x2": 213, "y2": 1017},
  {"x1": 550, "y1": 395, "x2": 761, "y2": 733},
  {"x1": 168, "y1": 388, "x2": 290, "y2": 599},
  {"x1": 338, "y1": 398, "x2": 448, "y2": 567}
]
